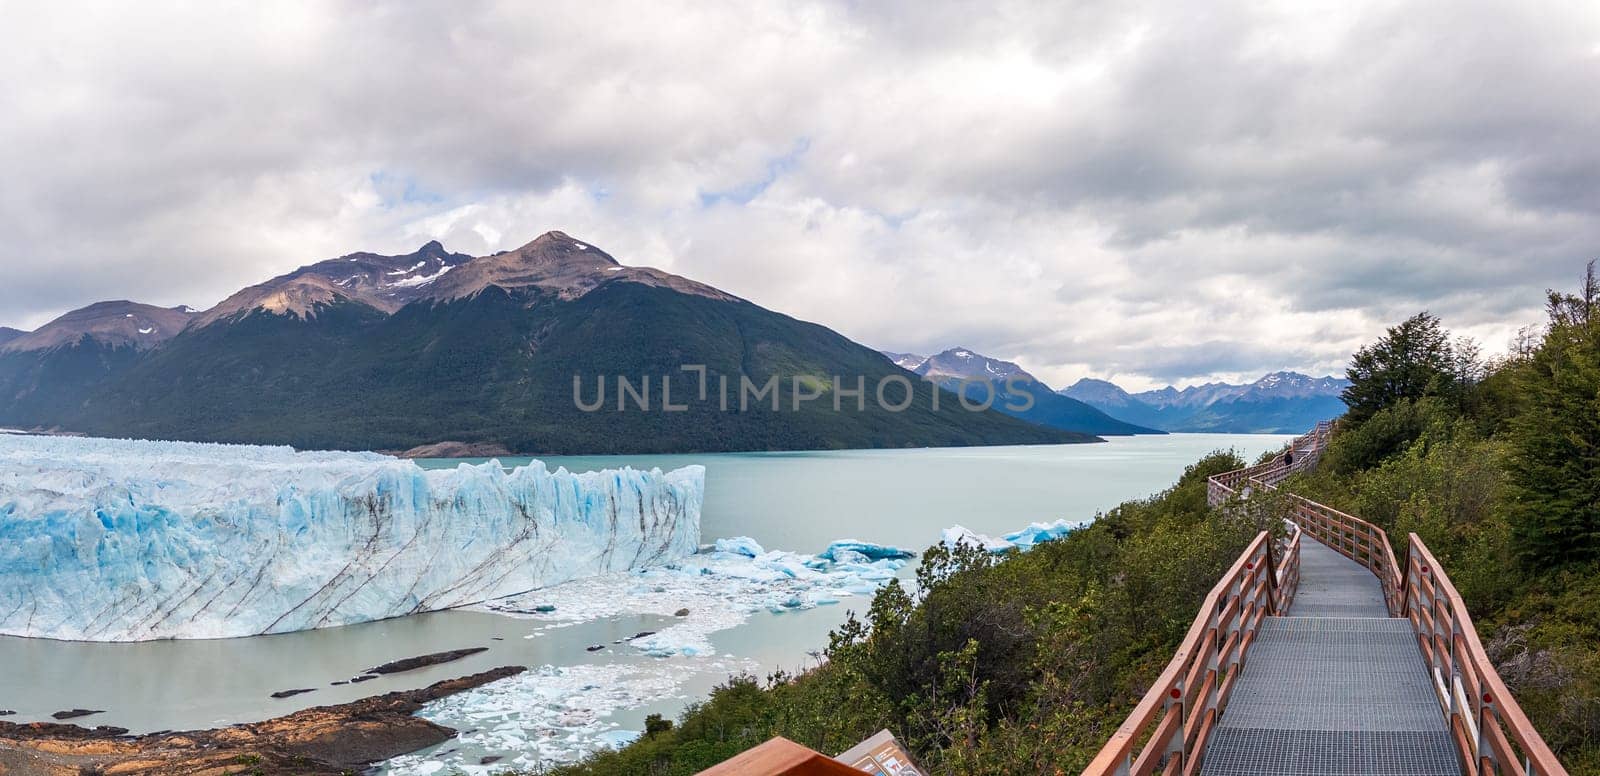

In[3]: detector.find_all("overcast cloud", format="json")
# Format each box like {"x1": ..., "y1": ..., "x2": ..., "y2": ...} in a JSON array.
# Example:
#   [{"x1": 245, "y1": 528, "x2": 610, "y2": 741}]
[{"x1": 2, "y1": 0, "x2": 1597, "y2": 390}]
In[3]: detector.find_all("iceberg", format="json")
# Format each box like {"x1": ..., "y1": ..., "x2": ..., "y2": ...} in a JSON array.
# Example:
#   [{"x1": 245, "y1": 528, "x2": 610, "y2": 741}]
[
  {"x1": 713, "y1": 536, "x2": 765, "y2": 557},
  {"x1": 1002, "y1": 519, "x2": 1081, "y2": 550},
  {"x1": 942, "y1": 519, "x2": 1081, "y2": 554},
  {"x1": 940, "y1": 525, "x2": 1016, "y2": 553},
  {"x1": 816, "y1": 539, "x2": 915, "y2": 562},
  {"x1": 0, "y1": 434, "x2": 703, "y2": 641}
]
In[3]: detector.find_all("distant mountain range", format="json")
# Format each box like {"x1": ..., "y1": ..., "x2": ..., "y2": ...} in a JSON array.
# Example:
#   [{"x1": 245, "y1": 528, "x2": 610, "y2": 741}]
[
  {"x1": 0, "y1": 232, "x2": 1094, "y2": 454},
  {"x1": 882, "y1": 348, "x2": 1159, "y2": 436},
  {"x1": 1060, "y1": 372, "x2": 1348, "y2": 433}
]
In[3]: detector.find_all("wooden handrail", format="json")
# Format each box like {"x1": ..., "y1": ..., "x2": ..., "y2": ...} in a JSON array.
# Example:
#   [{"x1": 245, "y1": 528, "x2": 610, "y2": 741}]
[
  {"x1": 1080, "y1": 531, "x2": 1284, "y2": 776},
  {"x1": 1087, "y1": 420, "x2": 1568, "y2": 776},
  {"x1": 1404, "y1": 536, "x2": 1566, "y2": 776},
  {"x1": 1277, "y1": 495, "x2": 1403, "y2": 615}
]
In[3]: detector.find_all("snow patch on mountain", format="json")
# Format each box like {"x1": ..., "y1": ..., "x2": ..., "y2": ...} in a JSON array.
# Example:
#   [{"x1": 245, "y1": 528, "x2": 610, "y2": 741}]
[{"x1": 881, "y1": 351, "x2": 929, "y2": 371}]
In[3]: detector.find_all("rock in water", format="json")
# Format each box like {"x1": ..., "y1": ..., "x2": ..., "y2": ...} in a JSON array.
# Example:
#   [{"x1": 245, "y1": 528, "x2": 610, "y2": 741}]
[
  {"x1": 50, "y1": 709, "x2": 103, "y2": 720},
  {"x1": 366, "y1": 647, "x2": 489, "y2": 675},
  {"x1": 0, "y1": 434, "x2": 704, "y2": 641}
]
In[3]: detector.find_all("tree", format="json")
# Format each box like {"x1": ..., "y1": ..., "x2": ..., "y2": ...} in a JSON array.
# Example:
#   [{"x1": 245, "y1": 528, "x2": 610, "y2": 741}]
[
  {"x1": 1506, "y1": 262, "x2": 1600, "y2": 569},
  {"x1": 1341, "y1": 312, "x2": 1458, "y2": 424}
]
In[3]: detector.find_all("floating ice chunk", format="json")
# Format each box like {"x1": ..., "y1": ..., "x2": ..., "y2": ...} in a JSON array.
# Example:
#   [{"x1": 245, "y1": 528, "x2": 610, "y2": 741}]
[
  {"x1": 383, "y1": 661, "x2": 747, "y2": 775},
  {"x1": 817, "y1": 539, "x2": 915, "y2": 562},
  {"x1": 0, "y1": 434, "x2": 704, "y2": 641},
  {"x1": 1001, "y1": 519, "x2": 1081, "y2": 550},
  {"x1": 596, "y1": 729, "x2": 641, "y2": 749},
  {"x1": 713, "y1": 536, "x2": 765, "y2": 557},
  {"x1": 941, "y1": 525, "x2": 1016, "y2": 553},
  {"x1": 482, "y1": 532, "x2": 916, "y2": 660},
  {"x1": 941, "y1": 520, "x2": 1079, "y2": 554}
]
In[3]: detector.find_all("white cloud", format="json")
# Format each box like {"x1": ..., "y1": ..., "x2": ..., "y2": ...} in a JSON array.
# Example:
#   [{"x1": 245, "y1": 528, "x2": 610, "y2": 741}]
[{"x1": 1, "y1": 0, "x2": 1597, "y2": 389}]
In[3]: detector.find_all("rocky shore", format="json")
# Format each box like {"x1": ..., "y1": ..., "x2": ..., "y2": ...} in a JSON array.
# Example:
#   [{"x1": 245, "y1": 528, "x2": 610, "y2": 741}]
[{"x1": 0, "y1": 666, "x2": 524, "y2": 775}]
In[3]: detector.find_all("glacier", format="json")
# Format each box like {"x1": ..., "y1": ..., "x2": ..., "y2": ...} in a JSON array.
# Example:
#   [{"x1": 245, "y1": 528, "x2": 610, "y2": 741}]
[{"x1": 0, "y1": 434, "x2": 703, "y2": 641}]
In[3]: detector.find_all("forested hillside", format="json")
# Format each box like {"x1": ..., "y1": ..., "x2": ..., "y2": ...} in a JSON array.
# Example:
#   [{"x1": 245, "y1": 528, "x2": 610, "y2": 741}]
[
  {"x1": 0, "y1": 234, "x2": 1089, "y2": 454},
  {"x1": 543, "y1": 265, "x2": 1600, "y2": 776}
]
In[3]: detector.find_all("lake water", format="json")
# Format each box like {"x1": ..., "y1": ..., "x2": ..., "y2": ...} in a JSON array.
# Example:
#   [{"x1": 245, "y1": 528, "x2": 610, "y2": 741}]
[
  {"x1": 426, "y1": 433, "x2": 1290, "y2": 554},
  {"x1": 0, "y1": 434, "x2": 1288, "y2": 747}
]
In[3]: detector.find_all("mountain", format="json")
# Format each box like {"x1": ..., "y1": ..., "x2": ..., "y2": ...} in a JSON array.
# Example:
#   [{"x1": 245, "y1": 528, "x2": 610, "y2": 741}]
[
  {"x1": 886, "y1": 347, "x2": 1161, "y2": 436},
  {"x1": 1061, "y1": 371, "x2": 1348, "y2": 433},
  {"x1": 2, "y1": 300, "x2": 194, "y2": 353},
  {"x1": 0, "y1": 232, "x2": 1094, "y2": 453},
  {"x1": 882, "y1": 351, "x2": 928, "y2": 371},
  {"x1": 1057, "y1": 377, "x2": 1171, "y2": 430},
  {"x1": 188, "y1": 240, "x2": 474, "y2": 328},
  {"x1": 0, "y1": 301, "x2": 198, "y2": 426},
  {"x1": 1132, "y1": 372, "x2": 1348, "y2": 410},
  {"x1": 914, "y1": 348, "x2": 1034, "y2": 383},
  {"x1": 0, "y1": 328, "x2": 23, "y2": 348}
]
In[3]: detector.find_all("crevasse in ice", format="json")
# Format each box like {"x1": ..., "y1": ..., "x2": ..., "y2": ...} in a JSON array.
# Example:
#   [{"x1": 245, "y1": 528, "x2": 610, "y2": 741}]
[{"x1": 0, "y1": 434, "x2": 703, "y2": 641}]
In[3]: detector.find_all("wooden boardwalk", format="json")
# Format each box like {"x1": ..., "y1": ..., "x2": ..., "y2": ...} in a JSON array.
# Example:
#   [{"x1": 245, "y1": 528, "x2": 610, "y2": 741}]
[
  {"x1": 1082, "y1": 422, "x2": 1567, "y2": 776},
  {"x1": 1200, "y1": 537, "x2": 1460, "y2": 775}
]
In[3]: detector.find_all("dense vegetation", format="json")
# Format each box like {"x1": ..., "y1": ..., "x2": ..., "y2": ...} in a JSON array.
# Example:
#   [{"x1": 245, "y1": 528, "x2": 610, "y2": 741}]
[
  {"x1": 0, "y1": 283, "x2": 1089, "y2": 453},
  {"x1": 539, "y1": 265, "x2": 1600, "y2": 775}
]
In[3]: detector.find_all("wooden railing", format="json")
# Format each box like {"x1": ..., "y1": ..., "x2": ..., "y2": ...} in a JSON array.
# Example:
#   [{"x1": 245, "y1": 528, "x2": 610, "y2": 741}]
[
  {"x1": 1283, "y1": 496, "x2": 1404, "y2": 615},
  {"x1": 1405, "y1": 537, "x2": 1566, "y2": 776},
  {"x1": 1079, "y1": 532, "x2": 1284, "y2": 776},
  {"x1": 1085, "y1": 420, "x2": 1568, "y2": 776},
  {"x1": 1205, "y1": 420, "x2": 1332, "y2": 505}
]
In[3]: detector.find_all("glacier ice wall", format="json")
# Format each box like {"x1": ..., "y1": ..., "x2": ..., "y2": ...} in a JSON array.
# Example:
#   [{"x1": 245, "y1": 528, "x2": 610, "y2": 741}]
[{"x1": 0, "y1": 434, "x2": 703, "y2": 641}]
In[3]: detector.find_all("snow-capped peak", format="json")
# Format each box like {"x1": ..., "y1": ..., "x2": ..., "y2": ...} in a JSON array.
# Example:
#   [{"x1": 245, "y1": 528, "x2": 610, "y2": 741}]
[
  {"x1": 910, "y1": 346, "x2": 1038, "y2": 384},
  {"x1": 881, "y1": 351, "x2": 929, "y2": 371}
]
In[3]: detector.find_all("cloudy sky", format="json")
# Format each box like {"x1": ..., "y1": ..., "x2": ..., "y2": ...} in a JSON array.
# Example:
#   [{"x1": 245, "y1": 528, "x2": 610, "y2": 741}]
[{"x1": 2, "y1": 1, "x2": 1597, "y2": 390}]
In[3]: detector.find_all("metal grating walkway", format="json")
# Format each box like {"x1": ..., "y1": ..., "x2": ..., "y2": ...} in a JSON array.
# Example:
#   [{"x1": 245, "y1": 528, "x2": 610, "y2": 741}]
[
  {"x1": 1288, "y1": 541, "x2": 1391, "y2": 618},
  {"x1": 1200, "y1": 537, "x2": 1462, "y2": 776}
]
